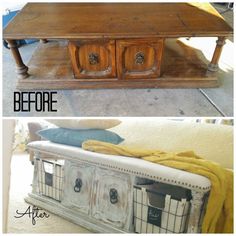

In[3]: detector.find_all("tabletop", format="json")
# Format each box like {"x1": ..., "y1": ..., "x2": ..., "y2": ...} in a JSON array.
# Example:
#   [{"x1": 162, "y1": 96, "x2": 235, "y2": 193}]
[{"x1": 3, "y1": 3, "x2": 233, "y2": 39}]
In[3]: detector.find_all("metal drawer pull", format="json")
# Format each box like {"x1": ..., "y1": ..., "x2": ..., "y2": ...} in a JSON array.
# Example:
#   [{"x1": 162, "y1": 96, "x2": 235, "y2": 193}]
[
  {"x1": 109, "y1": 188, "x2": 118, "y2": 204},
  {"x1": 89, "y1": 53, "x2": 99, "y2": 65},
  {"x1": 74, "y1": 178, "x2": 82, "y2": 192},
  {"x1": 135, "y1": 52, "x2": 145, "y2": 64}
]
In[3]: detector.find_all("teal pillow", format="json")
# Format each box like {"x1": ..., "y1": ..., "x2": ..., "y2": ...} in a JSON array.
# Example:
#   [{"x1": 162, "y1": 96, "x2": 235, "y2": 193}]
[{"x1": 37, "y1": 128, "x2": 124, "y2": 147}]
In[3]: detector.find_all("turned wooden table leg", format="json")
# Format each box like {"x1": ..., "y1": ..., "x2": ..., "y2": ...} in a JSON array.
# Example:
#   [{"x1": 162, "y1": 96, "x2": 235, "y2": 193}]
[
  {"x1": 40, "y1": 39, "x2": 48, "y2": 43},
  {"x1": 6, "y1": 39, "x2": 29, "y2": 79},
  {"x1": 208, "y1": 36, "x2": 226, "y2": 72}
]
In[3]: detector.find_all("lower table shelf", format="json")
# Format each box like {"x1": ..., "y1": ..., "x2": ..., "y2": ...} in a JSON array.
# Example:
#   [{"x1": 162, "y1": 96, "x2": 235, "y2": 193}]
[{"x1": 17, "y1": 39, "x2": 218, "y2": 90}]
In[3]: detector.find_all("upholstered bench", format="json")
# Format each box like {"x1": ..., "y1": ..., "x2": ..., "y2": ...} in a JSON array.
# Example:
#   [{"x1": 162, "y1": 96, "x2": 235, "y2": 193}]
[{"x1": 26, "y1": 140, "x2": 211, "y2": 233}]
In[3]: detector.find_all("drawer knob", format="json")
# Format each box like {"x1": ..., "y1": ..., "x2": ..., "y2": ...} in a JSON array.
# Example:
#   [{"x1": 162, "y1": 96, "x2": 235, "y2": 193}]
[
  {"x1": 89, "y1": 53, "x2": 99, "y2": 65},
  {"x1": 74, "y1": 178, "x2": 82, "y2": 192},
  {"x1": 135, "y1": 52, "x2": 145, "y2": 64},
  {"x1": 109, "y1": 188, "x2": 118, "y2": 204}
]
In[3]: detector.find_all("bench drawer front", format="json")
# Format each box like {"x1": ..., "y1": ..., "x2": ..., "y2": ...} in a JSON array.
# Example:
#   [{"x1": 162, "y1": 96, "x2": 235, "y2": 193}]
[
  {"x1": 62, "y1": 161, "x2": 94, "y2": 214},
  {"x1": 68, "y1": 40, "x2": 116, "y2": 79},
  {"x1": 92, "y1": 168, "x2": 133, "y2": 229},
  {"x1": 117, "y1": 39, "x2": 164, "y2": 79}
]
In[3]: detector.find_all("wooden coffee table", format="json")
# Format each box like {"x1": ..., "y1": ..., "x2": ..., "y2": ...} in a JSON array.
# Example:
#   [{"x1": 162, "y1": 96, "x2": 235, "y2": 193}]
[{"x1": 3, "y1": 3, "x2": 233, "y2": 89}]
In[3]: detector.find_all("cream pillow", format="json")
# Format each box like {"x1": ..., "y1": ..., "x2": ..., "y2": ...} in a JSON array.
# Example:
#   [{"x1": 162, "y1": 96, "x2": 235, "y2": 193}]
[{"x1": 46, "y1": 119, "x2": 121, "y2": 130}]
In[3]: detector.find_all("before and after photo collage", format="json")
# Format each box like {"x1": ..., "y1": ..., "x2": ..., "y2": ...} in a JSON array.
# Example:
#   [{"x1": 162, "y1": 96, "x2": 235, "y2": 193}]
[{"x1": 1, "y1": 1, "x2": 234, "y2": 234}]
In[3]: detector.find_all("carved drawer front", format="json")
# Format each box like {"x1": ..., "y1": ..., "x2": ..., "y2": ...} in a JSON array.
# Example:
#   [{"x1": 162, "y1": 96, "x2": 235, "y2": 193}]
[
  {"x1": 116, "y1": 39, "x2": 164, "y2": 79},
  {"x1": 92, "y1": 168, "x2": 133, "y2": 230},
  {"x1": 62, "y1": 161, "x2": 94, "y2": 214},
  {"x1": 68, "y1": 40, "x2": 116, "y2": 79}
]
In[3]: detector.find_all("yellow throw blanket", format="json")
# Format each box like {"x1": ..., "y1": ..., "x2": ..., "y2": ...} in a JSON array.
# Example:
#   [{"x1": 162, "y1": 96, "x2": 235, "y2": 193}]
[{"x1": 82, "y1": 140, "x2": 233, "y2": 233}]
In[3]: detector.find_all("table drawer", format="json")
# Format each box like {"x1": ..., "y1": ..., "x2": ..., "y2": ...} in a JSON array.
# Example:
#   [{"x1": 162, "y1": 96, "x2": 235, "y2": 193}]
[
  {"x1": 68, "y1": 39, "x2": 116, "y2": 79},
  {"x1": 116, "y1": 39, "x2": 164, "y2": 79},
  {"x1": 62, "y1": 161, "x2": 95, "y2": 214},
  {"x1": 92, "y1": 168, "x2": 133, "y2": 230}
]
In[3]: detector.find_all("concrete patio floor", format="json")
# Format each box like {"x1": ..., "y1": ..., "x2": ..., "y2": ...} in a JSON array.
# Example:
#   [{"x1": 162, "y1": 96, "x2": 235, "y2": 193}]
[{"x1": 2, "y1": 4, "x2": 233, "y2": 117}]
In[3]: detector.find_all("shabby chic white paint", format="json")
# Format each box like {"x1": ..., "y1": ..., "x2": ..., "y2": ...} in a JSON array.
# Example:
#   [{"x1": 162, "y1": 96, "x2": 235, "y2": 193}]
[
  {"x1": 26, "y1": 142, "x2": 211, "y2": 233},
  {"x1": 91, "y1": 167, "x2": 133, "y2": 230},
  {"x1": 62, "y1": 161, "x2": 95, "y2": 215}
]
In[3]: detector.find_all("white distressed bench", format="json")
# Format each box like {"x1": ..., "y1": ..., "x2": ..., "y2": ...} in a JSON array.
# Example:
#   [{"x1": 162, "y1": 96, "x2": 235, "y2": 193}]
[{"x1": 26, "y1": 141, "x2": 211, "y2": 233}]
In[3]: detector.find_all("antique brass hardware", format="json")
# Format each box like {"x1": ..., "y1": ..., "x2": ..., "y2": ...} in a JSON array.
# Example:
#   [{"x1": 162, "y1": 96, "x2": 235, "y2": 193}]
[
  {"x1": 135, "y1": 52, "x2": 145, "y2": 64},
  {"x1": 89, "y1": 53, "x2": 99, "y2": 65}
]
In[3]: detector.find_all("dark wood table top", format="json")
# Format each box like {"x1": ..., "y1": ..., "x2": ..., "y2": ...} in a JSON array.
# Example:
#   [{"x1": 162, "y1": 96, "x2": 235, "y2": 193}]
[{"x1": 3, "y1": 3, "x2": 233, "y2": 39}]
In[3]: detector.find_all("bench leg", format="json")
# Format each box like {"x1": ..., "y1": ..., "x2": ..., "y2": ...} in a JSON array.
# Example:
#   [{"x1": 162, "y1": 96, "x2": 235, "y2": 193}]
[
  {"x1": 40, "y1": 39, "x2": 48, "y2": 43},
  {"x1": 187, "y1": 191, "x2": 205, "y2": 233}
]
